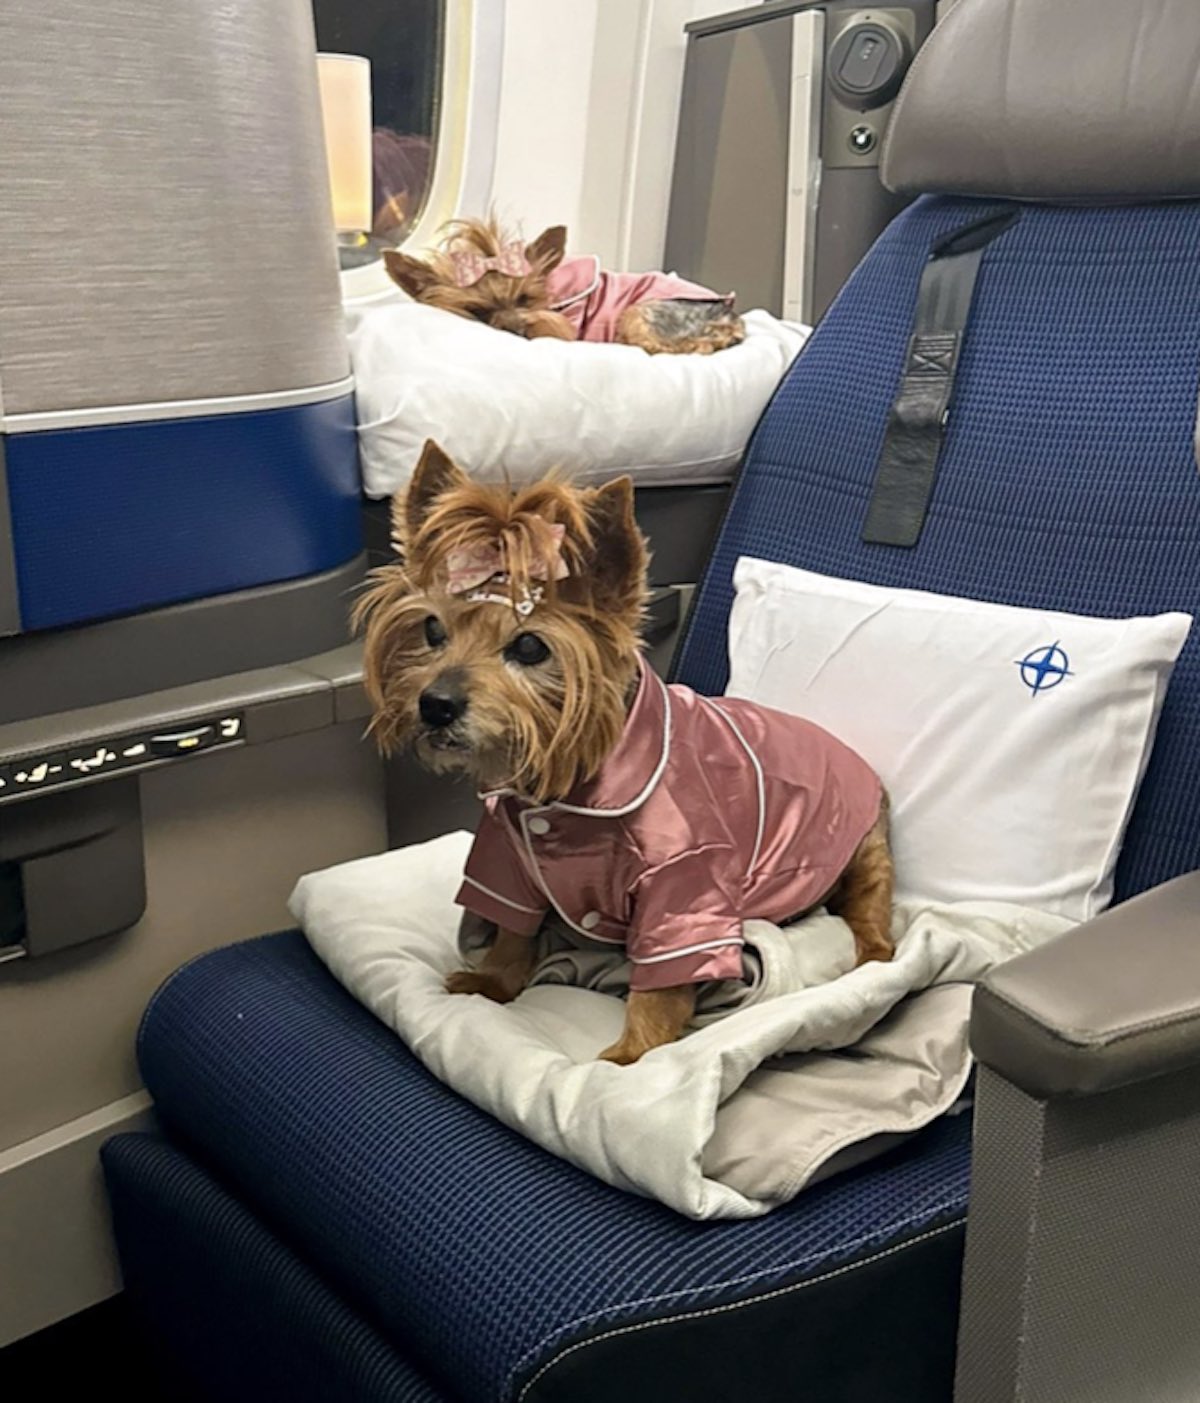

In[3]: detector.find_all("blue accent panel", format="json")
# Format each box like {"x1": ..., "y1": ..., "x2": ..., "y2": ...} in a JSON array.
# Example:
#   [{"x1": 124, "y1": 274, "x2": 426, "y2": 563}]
[
  {"x1": 674, "y1": 197, "x2": 1200, "y2": 903},
  {"x1": 137, "y1": 933, "x2": 971, "y2": 1403},
  {"x1": 5, "y1": 393, "x2": 361, "y2": 631}
]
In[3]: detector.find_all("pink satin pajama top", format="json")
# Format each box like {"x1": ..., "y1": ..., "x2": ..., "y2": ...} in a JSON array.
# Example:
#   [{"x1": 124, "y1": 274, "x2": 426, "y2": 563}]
[
  {"x1": 456, "y1": 663, "x2": 882, "y2": 992},
  {"x1": 546, "y1": 256, "x2": 735, "y2": 344}
]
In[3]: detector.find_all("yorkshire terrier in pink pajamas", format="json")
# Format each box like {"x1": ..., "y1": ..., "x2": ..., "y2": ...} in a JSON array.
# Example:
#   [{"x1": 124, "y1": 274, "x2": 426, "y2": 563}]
[
  {"x1": 356, "y1": 443, "x2": 893, "y2": 1064},
  {"x1": 383, "y1": 217, "x2": 745, "y2": 355}
]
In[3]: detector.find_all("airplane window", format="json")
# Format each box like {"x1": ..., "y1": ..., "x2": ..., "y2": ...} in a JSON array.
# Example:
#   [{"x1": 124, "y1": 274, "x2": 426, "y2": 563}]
[{"x1": 311, "y1": 0, "x2": 444, "y2": 245}]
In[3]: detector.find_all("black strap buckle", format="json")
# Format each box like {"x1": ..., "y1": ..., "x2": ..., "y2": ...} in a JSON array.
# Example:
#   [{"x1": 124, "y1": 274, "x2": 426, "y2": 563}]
[{"x1": 862, "y1": 208, "x2": 1020, "y2": 548}]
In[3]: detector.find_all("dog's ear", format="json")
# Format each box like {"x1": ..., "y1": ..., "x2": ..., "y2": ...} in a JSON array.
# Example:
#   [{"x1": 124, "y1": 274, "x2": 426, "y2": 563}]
[
  {"x1": 581, "y1": 476, "x2": 647, "y2": 617},
  {"x1": 525, "y1": 226, "x2": 568, "y2": 276},
  {"x1": 395, "y1": 440, "x2": 469, "y2": 552},
  {"x1": 383, "y1": 249, "x2": 440, "y2": 300}
]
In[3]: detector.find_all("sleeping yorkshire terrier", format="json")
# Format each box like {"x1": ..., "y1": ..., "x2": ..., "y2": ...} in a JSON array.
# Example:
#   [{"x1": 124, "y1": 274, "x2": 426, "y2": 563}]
[
  {"x1": 382, "y1": 217, "x2": 745, "y2": 355},
  {"x1": 356, "y1": 442, "x2": 893, "y2": 1065}
]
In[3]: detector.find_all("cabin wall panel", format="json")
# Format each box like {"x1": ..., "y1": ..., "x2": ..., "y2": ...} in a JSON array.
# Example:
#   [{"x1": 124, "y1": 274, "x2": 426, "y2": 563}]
[
  {"x1": 489, "y1": 0, "x2": 759, "y2": 270},
  {"x1": 0, "y1": 726, "x2": 385, "y2": 1152}
]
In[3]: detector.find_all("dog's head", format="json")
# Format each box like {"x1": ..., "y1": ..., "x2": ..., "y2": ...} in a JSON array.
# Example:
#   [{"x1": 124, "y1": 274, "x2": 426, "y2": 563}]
[
  {"x1": 355, "y1": 442, "x2": 648, "y2": 801},
  {"x1": 383, "y1": 219, "x2": 575, "y2": 341}
]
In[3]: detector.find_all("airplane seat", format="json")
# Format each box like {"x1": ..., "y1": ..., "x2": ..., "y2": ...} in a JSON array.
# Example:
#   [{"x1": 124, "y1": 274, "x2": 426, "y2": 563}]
[{"x1": 102, "y1": 1, "x2": 1200, "y2": 1400}]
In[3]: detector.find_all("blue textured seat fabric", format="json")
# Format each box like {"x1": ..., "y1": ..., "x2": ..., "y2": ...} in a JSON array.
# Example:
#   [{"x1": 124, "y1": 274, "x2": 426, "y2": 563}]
[
  {"x1": 135, "y1": 931, "x2": 969, "y2": 1403},
  {"x1": 676, "y1": 195, "x2": 1200, "y2": 902},
  {"x1": 102, "y1": 1131, "x2": 447, "y2": 1403}
]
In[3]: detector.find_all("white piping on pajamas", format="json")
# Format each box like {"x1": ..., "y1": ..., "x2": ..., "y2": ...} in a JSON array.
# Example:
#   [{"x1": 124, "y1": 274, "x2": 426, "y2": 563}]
[
  {"x1": 488, "y1": 671, "x2": 678, "y2": 942},
  {"x1": 479, "y1": 672, "x2": 672, "y2": 818},
  {"x1": 514, "y1": 812, "x2": 626, "y2": 944},
  {"x1": 548, "y1": 254, "x2": 601, "y2": 312},
  {"x1": 628, "y1": 936, "x2": 745, "y2": 965},
  {"x1": 461, "y1": 875, "x2": 544, "y2": 917},
  {"x1": 548, "y1": 672, "x2": 673, "y2": 818}
]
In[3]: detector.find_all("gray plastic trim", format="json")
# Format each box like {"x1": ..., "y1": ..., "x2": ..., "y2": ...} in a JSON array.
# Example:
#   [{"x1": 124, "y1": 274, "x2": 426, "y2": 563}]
[
  {"x1": 0, "y1": 778, "x2": 146, "y2": 955},
  {"x1": 0, "y1": 641, "x2": 365, "y2": 804},
  {"x1": 0, "y1": 554, "x2": 367, "y2": 726},
  {"x1": 634, "y1": 487, "x2": 730, "y2": 583},
  {"x1": 0, "y1": 375, "x2": 356, "y2": 435},
  {"x1": 685, "y1": 0, "x2": 824, "y2": 39}
]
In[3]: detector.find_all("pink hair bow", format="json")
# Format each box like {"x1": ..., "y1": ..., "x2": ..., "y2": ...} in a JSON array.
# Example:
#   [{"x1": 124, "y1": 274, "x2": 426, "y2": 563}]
[
  {"x1": 445, "y1": 525, "x2": 569, "y2": 615},
  {"x1": 448, "y1": 243, "x2": 531, "y2": 288}
]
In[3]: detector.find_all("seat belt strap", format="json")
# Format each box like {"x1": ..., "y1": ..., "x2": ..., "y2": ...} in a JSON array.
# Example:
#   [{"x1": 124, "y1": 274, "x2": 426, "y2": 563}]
[{"x1": 862, "y1": 208, "x2": 1020, "y2": 548}]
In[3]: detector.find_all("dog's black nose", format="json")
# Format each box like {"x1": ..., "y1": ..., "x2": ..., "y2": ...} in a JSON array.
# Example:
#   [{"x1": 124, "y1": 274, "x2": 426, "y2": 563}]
[{"x1": 419, "y1": 687, "x2": 466, "y2": 729}]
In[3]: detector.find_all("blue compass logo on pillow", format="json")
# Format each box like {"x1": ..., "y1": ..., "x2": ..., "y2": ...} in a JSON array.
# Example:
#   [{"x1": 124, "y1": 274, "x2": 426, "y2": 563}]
[{"x1": 1016, "y1": 642, "x2": 1073, "y2": 696}]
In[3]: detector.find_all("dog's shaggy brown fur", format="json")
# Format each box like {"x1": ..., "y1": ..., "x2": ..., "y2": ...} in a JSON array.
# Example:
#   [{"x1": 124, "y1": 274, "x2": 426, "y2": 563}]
[
  {"x1": 384, "y1": 220, "x2": 577, "y2": 343},
  {"x1": 355, "y1": 441, "x2": 647, "y2": 803},
  {"x1": 356, "y1": 442, "x2": 893, "y2": 1062}
]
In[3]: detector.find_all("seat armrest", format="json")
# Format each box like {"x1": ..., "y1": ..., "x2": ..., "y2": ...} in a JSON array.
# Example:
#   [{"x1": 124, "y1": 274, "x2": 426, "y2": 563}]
[{"x1": 971, "y1": 872, "x2": 1200, "y2": 1098}]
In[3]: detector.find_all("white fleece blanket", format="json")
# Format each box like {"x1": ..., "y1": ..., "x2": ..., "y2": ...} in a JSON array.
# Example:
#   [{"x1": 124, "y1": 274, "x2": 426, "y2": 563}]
[{"x1": 293, "y1": 833, "x2": 1071, "y2": 1220}]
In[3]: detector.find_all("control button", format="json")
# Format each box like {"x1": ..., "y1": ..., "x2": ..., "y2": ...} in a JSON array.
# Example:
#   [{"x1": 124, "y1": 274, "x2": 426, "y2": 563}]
[
  {"x1": 828, "y1": 20, "x2": 911, "y2": 109},
  {"x1": 580, "y1": 911, "x2": 601, "y2": 932},
  {"x1": 849, "y1": 124, "x2": 876, "y2": 154},
  {"x1": 11, "y1": 754, "x2": 67, "y2": 789},
  {"x1": 149, "y1": 726, "x2": 217, "y2": 758},
  {"x1": 68, "y1": 745, "x2": 119, "y2": 775},
  {"x1": 1, "y1": 713, "x2": 241, "y2": 802},
  {"x1": 527, "y1": 816, "x2": 551, "y2": 836}
]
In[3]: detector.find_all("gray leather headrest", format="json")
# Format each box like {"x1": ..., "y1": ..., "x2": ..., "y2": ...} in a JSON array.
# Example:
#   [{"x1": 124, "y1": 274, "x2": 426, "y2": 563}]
[{"x1": 882, "y1": 0, "x2": 1200, "y2": 201}]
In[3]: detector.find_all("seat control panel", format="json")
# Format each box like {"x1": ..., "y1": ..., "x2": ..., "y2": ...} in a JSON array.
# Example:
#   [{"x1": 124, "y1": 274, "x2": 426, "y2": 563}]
[{"x1": 0, "y1": 711, "x2": 244, "y2": 803}]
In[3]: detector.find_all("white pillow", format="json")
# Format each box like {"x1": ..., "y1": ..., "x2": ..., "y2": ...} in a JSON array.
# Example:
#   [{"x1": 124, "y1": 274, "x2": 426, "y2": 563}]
[
  {"x1": 727, "y1": 558, "x2": 1192, "y2": 921},
  {"x1": 346, "y1": 299, "x2": 808, "y2": 496}
]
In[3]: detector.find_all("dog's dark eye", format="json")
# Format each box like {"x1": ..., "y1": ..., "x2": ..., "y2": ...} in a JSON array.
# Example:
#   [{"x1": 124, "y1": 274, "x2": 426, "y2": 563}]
[
  {"x1": 424, "y1": 615, "x2": 447, "y2": 648},
  {"x1": 505, "y1": 632, "x2": 550, "y2": 667}
]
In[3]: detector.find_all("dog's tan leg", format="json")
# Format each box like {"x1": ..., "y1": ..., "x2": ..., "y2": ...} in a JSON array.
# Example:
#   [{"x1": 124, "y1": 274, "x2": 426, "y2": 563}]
[
  {"x1": 828, "y1": 801, "x2": 895, "y2": 966},
  {"x1": 445, "y1": 927, "x2": 536, "y2": 1003},
  {"x1": 598, "y1": 984, "x2": 697, "y2": 1065}
]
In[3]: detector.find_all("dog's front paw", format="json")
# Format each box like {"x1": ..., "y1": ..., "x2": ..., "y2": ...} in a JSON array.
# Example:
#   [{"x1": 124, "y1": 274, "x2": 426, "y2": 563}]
[
  {"x1": 444, "y1": 970, "x2": 519, "y2": 1003},
  {"x1": 852, "y1": 939, "x2": 895, "y2": 967},
  {"x1": 597, "y1": 1037, "x2": 653, "y2": 1066}
]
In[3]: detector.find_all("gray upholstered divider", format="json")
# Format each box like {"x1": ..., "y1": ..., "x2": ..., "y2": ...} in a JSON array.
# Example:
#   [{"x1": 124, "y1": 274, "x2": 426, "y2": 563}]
[
  {"x1": 956, "y1": 1065, "x2": 1200, "y2": 1403},
  {"x1": 0, "y1": 0, "x2": 348, "y2": 419}
]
